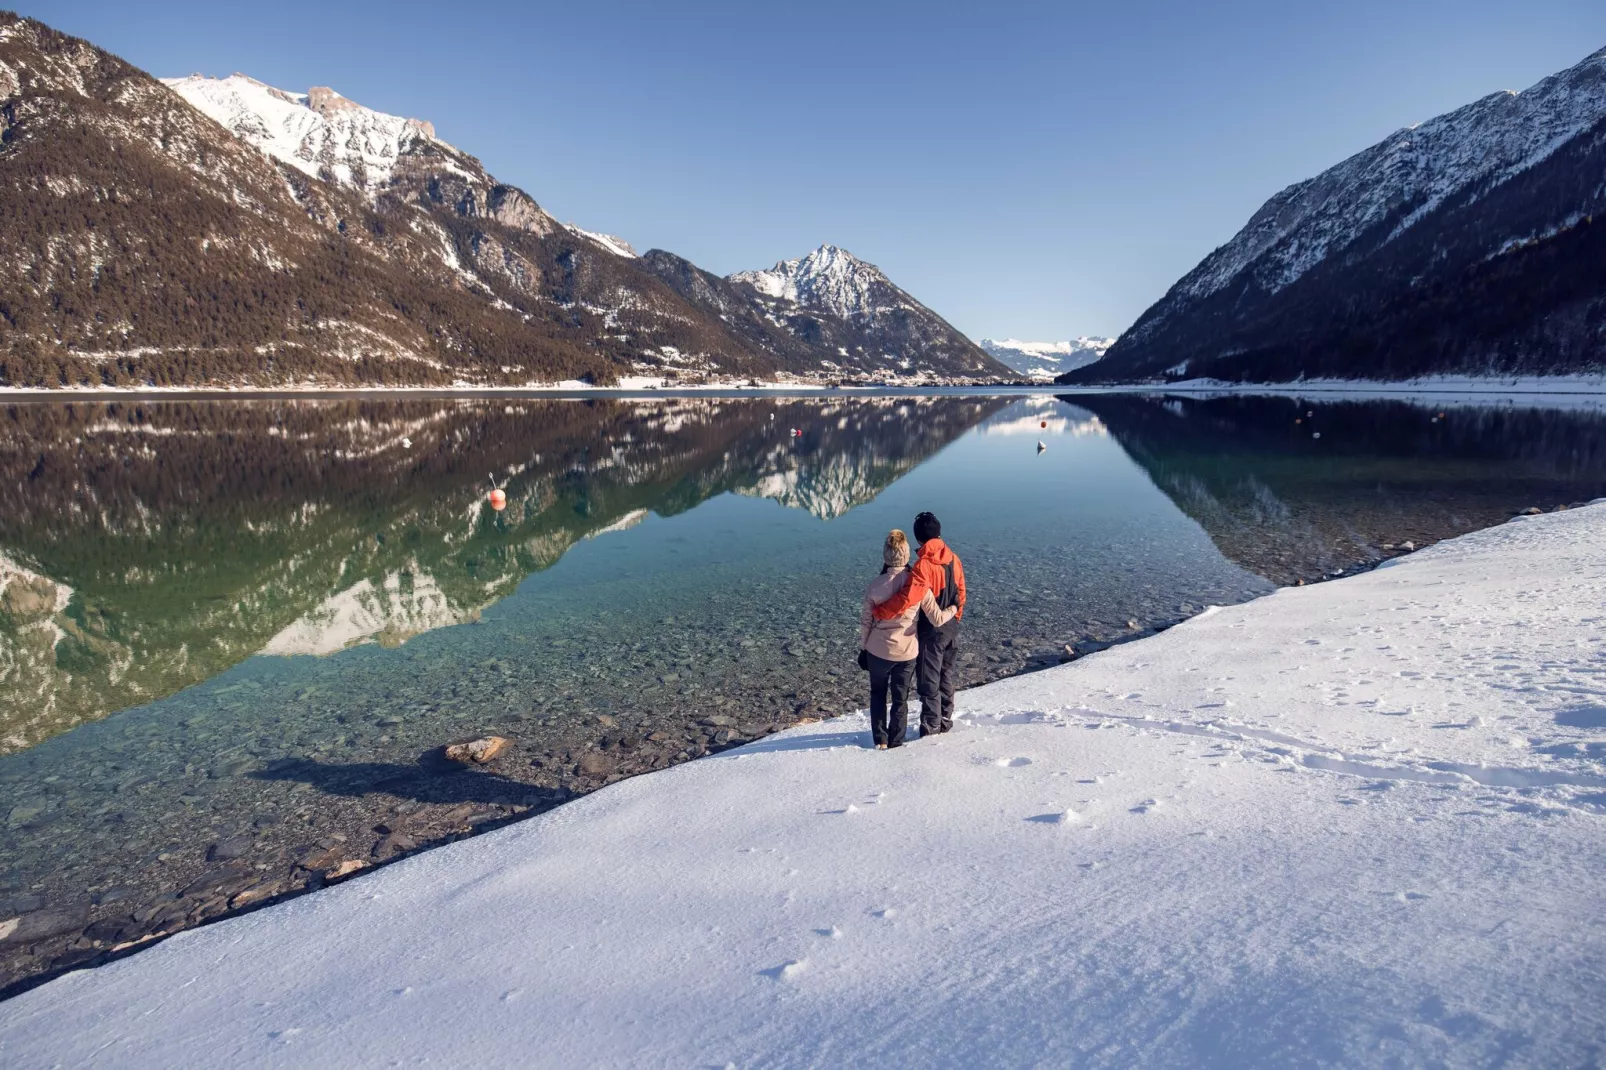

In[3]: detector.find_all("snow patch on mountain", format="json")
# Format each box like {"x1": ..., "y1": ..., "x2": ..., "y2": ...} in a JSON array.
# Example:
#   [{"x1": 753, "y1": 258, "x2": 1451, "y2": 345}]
[
  {"x1": 980, "y1": 337, "x2": 1113, "y2": 380},
  {"x1": 162, "y1": 74, "x2": 439, "y2": 193},
  {"x1": 1155, "y1": 45, "x2": 1606, "y2": 320},
  {"x1": 567, "y1": 226, "x2": 638, "y2": 258},
  {"x1": 730, "y1": 245, "x2": 913, "y2": 319}
]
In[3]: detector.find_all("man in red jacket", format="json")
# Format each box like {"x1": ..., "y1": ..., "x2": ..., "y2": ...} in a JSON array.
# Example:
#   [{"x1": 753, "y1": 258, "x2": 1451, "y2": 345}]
[{"x1": 871, "y1": 511, "x2": 966, "y2": 736}]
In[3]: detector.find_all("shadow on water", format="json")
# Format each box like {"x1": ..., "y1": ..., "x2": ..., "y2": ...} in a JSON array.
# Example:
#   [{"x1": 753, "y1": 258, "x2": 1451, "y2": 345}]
[{"x1": 249, "y1": 756, "x2": 565, "y2": 808}]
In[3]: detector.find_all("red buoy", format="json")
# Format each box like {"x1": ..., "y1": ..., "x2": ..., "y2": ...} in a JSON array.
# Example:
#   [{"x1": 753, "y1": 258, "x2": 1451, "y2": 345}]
[
  {"x1": 1040, "y1": 420, "x2": 1047, "y2": 429},
  {"x1": 488, "y1": 488, "x2": 507, "y2": 511}
]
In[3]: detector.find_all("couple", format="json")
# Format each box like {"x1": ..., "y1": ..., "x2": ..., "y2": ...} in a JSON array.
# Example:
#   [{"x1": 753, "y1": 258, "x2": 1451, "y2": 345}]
[{"x1": 857, "y1": 511, "x2": 967, "y2": 749}]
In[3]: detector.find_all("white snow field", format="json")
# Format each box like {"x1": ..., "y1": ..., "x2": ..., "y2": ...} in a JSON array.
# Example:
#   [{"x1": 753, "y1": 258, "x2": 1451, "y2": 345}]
[{"x1": 4, "y1": 509, "x2": 1606, "y2": 1068}]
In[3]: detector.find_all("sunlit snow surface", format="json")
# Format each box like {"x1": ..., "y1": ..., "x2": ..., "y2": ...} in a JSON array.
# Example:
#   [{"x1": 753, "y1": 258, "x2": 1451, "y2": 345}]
[
  {"x1": 731, "y1": 244, "x2": 915, "y2": 318},
  {"x1": 162, "y1": 74, "x2": 433, "y2": 192},
  {"x1": 3, "y1": 508, "x2": 1604, "y2": 1067},
  {"x1": 980, "y1": 337, "x2": 1114, "y2": 380}
]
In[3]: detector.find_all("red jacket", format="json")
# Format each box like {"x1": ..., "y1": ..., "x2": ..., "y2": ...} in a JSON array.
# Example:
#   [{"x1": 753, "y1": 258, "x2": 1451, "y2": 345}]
[{"x1": 871, "y1": 537, "x2": 965, "y2": 622}]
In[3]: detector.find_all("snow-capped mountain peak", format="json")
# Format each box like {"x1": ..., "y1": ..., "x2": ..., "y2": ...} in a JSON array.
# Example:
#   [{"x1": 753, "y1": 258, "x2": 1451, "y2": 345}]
[
  {"x1": 979, "y1": 337, "x2": 1114, "y2": 380},
  {"x1": 162, "y1": 73, "x2": 443, "y2": 193},
  {"x1": 1156, "y1": 45, "x2": 1606, "y2": 319},
  {"x1": 1093, "y1": 43, "x2": 1606, "y2": 384},
  {"x1": 729, "y1": 244, "x2": 909, "y2": 319}
]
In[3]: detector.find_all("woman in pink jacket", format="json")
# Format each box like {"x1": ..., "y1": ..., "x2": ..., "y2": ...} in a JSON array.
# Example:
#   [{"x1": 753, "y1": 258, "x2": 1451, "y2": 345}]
[{"x1": 860, "y1": 530, "x2": 957, "y2": 749}]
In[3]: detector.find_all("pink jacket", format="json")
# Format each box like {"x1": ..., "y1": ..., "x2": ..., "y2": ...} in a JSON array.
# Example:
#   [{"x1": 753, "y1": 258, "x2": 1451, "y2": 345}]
[{"x1": 859, "y1": 567, "x2": 955, "y2": 662}]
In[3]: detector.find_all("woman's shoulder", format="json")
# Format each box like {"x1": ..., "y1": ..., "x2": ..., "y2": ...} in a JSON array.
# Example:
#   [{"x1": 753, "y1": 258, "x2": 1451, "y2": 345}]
[{"x1": 866, "y1": 567, "x2": 910, "y2": 600}]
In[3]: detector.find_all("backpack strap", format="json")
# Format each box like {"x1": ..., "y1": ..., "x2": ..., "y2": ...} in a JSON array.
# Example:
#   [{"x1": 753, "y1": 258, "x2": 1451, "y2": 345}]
[{"x1": 936, "y1": 560, "x2": 957, "y2": 610}]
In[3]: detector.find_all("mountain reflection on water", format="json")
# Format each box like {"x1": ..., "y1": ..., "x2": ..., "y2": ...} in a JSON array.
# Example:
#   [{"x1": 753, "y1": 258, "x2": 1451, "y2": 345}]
[
  {"x1": 0, "y1": 396, "x2": 1005, "y2": 752},
  {"x1": 1072, "y1": 393, "x2": 1606, "y2": 584}
]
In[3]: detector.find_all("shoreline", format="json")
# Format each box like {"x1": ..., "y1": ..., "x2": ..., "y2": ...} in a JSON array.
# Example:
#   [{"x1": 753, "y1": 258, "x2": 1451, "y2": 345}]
[
  {"x1": 0, "y1": 500, "x2": 1548, "y2": 1002},
  {"x1": 3, "y1": 502, "x2": 1603, "y2": 1064},
  {"x1": 0, "y1": 383, "x2": 1025, "y2": 401},
  {"x1": 3, "y1": 376, "x2": 1606, "y2": 403}
]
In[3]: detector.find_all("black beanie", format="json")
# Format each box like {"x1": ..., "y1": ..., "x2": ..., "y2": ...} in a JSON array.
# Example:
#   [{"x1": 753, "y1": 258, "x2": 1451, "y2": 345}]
[{"x1": 913, "y1": 511, "x2": 941, "y2": 543}]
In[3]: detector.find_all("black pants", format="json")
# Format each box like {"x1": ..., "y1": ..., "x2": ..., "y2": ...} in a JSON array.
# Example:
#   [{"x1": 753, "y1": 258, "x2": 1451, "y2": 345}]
[
  {"x1": 867, "y1": 653, "x2": 914, "y2": 747},
  {"x1": 916, "y1": 625, "x2": 960, "y2": 734}
]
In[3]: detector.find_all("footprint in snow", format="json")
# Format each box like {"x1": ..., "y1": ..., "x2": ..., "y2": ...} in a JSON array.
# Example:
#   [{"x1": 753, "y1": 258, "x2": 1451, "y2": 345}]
[
  {"x1": 1026, "y1": 809, "x2": 1080, "y2": 825},
  {"x1": 872, "y1": 907, "x2": 896, "y2": 919},
  {"x1": 992, "y1": 757, "x2": 1033, "y2": 768},
  {"x1": 501, "y1": 988, "x2": 524, "y2": 1002},
  {"x1": 1130, "y1": 799, "x2": 1160, "y2": 814},
  {"x1": 1395, "y1": 891, "x2": 1430, "y2": 902},
  {"x1": 760, "y1": 959, "x2": 807, "y2": 981},
  {"x1": 814, "y1": 926, "x2": 843, "y2": 939}
]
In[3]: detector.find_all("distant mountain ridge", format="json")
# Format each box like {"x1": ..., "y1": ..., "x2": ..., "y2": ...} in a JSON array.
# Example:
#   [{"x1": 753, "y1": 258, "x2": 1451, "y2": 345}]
[
  {"x1": 722, "y1": 245, "x2": 1001, "y2": 378},
  {"x1": 1073, "y1": 45, "x2": 1606, "y2": 384},
  {"x1": 0, "y1": 16, "x2": 1005, "y2": 388},
  {"x1": 980, "y1": 338, "x2": 1112, "y2": 380}
]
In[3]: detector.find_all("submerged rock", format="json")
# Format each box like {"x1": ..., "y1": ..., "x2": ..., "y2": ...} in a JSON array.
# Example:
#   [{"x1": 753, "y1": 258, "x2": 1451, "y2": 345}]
[
  {"x1": 205, "y1": 835, "x2": 255, "y2": 862},
  {"x1": 577, "y1": 752, "x2": 615, "y2": 776},
  {"x1": 444, "y1": 737, "x2": 510, "y2": 764},
  {"x1": 0, "y1": 904, "x2": 89, "y2": 945}
]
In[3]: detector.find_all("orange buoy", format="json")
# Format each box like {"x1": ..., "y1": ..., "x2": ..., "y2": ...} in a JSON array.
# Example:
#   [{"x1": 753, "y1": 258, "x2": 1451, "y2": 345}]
[
  {"x1": 488, "y1": 488, "x2": 507, "y2": 511},
  {"x1": 1040, "y1": 420, "x2": 1047, "y2": 428}
]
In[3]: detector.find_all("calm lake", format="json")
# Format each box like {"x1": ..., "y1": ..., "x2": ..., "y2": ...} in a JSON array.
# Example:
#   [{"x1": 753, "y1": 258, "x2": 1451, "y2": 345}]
[{"x1": 2, "y1": 390, "x2": 1605, "y2": 991}]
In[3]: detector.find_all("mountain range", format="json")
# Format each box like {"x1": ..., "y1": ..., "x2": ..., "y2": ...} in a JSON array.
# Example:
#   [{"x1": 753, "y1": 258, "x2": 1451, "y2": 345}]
[
  {"x1": 979, "y1": 337, "x2": 1112, "y2": 380},
  {"x1": 1070, "y1": 45, "x2": 1606, "y2": 384},
  {"x1": 0, "y1": 15, "x2": 1007, "y2": 388}
]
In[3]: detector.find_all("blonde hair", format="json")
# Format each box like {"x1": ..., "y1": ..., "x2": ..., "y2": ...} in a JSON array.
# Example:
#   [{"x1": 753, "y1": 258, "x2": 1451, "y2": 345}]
[{"x1": 882, "y1": 528, "x2": 910, "y2": 570}]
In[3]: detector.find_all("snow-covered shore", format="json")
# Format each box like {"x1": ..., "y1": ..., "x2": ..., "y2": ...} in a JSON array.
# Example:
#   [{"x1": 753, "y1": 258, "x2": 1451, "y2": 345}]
[
  {"x1": 3, "y1": 508, "x2": 1605, "y2": 1067},
  {"x1": 1098, "y1": 373, "x2": 1606, "y2": 407}
]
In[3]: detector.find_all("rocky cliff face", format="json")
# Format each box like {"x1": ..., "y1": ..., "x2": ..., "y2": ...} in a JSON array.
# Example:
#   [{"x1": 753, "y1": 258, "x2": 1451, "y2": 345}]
[
  {"x1": 1075, "y1": 46, "x2": 1606, "y2": 384},
  {"x1": 0, "y1": 16, "x2": 996, "y2": 388}
]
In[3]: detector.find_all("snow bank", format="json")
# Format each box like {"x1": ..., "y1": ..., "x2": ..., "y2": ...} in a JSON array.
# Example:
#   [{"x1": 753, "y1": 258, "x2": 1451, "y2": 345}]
[
  {"x1": 3, "y1": 509, "x2": 1605, "y2": 1067},
  {"x1": 1119, "y1": 373, "x2": 1606, "y2": 408}
]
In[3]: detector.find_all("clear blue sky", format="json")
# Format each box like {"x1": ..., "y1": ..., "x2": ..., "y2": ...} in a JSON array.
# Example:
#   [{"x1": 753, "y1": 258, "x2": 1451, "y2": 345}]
[{"x1": 19, "y1": 1, "x2": 1606, "y2": 339}]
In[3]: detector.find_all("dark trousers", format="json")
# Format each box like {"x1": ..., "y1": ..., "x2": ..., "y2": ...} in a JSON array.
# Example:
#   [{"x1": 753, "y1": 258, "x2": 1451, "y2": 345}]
[
  {"x1": 916, "y1": 625, "x2": 960, "y2": 734},
  {"x1": 868, "y1": 653, "x2": 914, "y2": 747}
]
